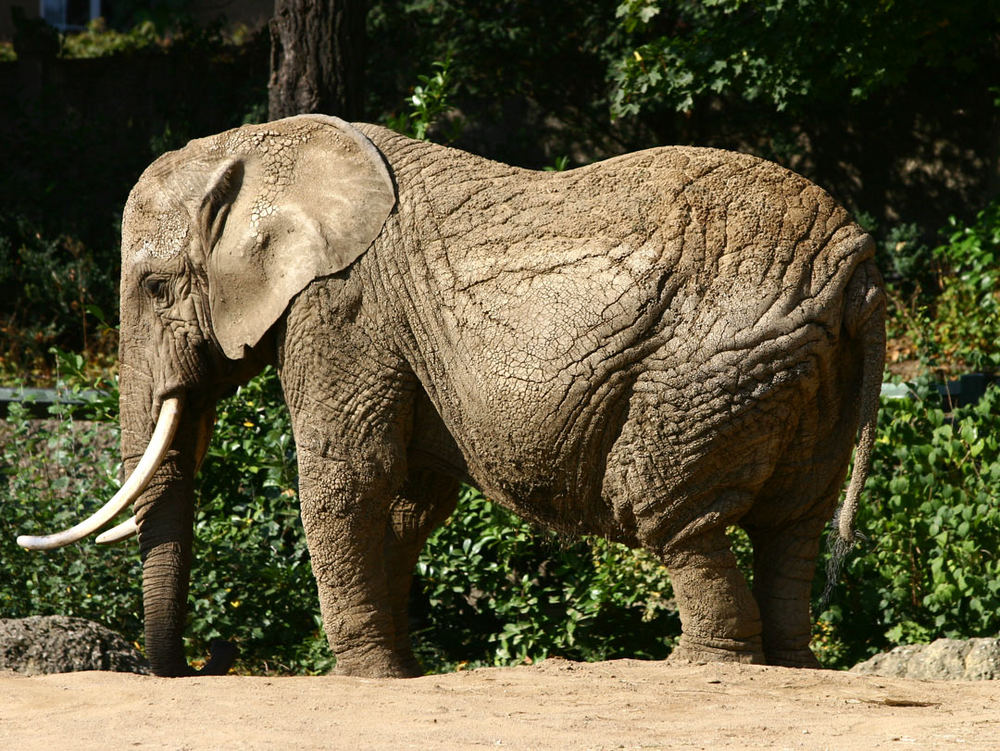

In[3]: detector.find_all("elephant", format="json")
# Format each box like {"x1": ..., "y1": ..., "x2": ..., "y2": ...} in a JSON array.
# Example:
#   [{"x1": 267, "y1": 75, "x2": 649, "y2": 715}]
[{"x1": 18, "y1": 114, "x2": 885, "y2": 678}]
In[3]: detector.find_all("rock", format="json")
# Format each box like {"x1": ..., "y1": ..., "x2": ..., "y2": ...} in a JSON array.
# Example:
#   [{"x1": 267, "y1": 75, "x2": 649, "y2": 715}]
[
  {"x1": 0, "y1": 615, "x2": 149, "y2": 675},
  {"x1": 851, "y1": 637, "x2": 1000, "y2": 680}
]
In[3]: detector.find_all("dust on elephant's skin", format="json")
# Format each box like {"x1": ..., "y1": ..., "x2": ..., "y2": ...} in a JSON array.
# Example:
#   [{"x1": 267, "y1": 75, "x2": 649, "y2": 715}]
[{"x1": 78, "y1": 115, "x2": 888, "y2": 676}]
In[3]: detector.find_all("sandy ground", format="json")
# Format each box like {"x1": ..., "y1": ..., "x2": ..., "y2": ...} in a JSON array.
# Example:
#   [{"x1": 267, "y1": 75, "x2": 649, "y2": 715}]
[{"x1": 2, "y1": 659, "x2": 999, "y2": 750}]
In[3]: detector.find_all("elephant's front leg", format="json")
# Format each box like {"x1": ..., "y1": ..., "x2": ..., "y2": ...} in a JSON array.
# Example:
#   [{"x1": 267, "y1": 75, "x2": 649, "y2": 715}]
[
  {"x1": 297, "y1": 445, "x2": 416, "y2": 677},
  {"x1": 278, "y1": 279, "x2": 422, "y2": 677}
]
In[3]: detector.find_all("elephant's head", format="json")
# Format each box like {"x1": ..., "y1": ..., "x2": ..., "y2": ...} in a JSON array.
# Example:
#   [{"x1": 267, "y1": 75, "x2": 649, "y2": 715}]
[{"x1": 18, "y1": 115, "x2": 395, "y2": 675}]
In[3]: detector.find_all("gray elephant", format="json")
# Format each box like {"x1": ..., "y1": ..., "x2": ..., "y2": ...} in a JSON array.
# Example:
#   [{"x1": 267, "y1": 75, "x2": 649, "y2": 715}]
[{"x1": 19, "y1": 115, "x2": 885, "y2": 677}]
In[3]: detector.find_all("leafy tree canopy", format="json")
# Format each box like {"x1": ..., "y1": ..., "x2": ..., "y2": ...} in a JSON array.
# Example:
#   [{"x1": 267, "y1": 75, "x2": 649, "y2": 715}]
[{"x1": 611, "y1": 0, "x2": 1000, "y2": 118}]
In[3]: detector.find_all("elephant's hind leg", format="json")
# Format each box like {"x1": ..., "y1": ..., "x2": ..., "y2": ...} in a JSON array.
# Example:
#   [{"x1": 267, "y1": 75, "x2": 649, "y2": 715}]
[
  {"x1": 743, "y1": 516, "x2": 825, "y2": 668},
  {"x1": 743, "y1": 469, "x2": 847, "y2": 668},
  {"x1": 605, "y1": 410, "x2": 768, "y2": 664},
  {"x1": 383, "y1": 468, "x2": 460, "y2": 675},
  {"x1": 741, "y1": 396, "x2": 858, "y2": 668},
  {"x1": 659, "y1": 511, "x2": 765, "y2": 665}
]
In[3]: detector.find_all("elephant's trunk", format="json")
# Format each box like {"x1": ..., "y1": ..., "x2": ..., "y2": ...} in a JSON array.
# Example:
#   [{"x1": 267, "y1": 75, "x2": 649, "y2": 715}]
[
  {"x1": 136, "y1": 467, "x2": 195, "y2": 677},
  {"x1": 120, "y1": 376, "x2": 234, "y2": 677},
  {"x1": 137, "y1": 478, "x2": 235, "y2": 676}
]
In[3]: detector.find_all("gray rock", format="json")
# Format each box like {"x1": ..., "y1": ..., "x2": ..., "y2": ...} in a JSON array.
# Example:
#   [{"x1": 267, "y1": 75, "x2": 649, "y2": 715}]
[
  {"x1": 851, "y1": 637, "x2": 1000, "y2": 680},
  {"x1": 0, "y1": 615, "x2": 149, "y2": 675}
]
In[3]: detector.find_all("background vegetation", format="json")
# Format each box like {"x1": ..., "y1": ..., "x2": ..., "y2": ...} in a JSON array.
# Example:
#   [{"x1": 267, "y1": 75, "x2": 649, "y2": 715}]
[{"x1": 1, "y1": 1, "x2": 998, "y2": 674}]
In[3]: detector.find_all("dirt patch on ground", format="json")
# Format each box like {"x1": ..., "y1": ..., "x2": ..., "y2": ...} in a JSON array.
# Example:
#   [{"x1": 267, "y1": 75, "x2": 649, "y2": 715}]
[{"x1": 2, "y1": 658, "x2": 998, "y2": 749}]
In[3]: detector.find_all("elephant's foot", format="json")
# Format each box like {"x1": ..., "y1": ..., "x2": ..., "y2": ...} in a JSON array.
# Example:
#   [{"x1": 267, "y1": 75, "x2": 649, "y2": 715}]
[
  {"x1": 668, "y1": 634, "x2": 766, "y2": 665},
  {"x1": 331, "y1": 648, "x2": 423, "y2": 678},
  {"x1": 763, "y1": 647, "x2": 821, "y2": 669},
  {"x1": 331, "y1": 661, "x2": 422, "y2": 678},
  {"x1": 394, "y1": 652, "x2": 425, "y2": 678}
]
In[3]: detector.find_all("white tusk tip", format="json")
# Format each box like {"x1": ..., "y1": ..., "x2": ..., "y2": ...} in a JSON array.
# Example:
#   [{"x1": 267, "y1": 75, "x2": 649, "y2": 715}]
[{"x1": 17, "y1": 534, "x2": 58, "y2": 551}]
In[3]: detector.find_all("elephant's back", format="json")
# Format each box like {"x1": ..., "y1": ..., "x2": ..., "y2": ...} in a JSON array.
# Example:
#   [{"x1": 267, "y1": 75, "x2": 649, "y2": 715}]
[
  {"x1": 430, "y1": 143, "x2": 871, "y2": 375},
  {"x1": 638, "y1": 145, "x2": 873, "y2": 364}
]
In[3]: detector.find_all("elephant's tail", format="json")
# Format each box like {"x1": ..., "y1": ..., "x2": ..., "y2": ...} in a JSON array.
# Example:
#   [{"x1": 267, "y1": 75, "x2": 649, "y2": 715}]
[{"x1": 823, "y1": 255, "x2": 885, "y2": 604}]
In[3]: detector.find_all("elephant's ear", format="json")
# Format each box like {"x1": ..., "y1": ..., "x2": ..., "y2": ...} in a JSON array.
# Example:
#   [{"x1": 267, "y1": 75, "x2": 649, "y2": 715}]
[{"x1": 201, "y1": 115, "x2": 395, "y2": 360}]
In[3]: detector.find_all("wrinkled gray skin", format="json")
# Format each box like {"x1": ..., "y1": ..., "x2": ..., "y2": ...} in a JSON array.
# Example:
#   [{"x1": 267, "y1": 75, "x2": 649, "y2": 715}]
[{"x1": 118, "y1": 115, "x2": 884, "y2": 677}]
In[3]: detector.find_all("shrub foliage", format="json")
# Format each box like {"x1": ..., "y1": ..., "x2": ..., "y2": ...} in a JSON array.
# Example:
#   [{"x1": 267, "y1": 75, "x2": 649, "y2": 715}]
[
  {"x1": 819, "y1": 381, "x2": 1000, "y2": 665},
  {"x1": 5, "y1": 368, "x2": 1000, "y2": 673},
  {"x1": 612, "y1": 0, "x2": 998, "y2": 118}
]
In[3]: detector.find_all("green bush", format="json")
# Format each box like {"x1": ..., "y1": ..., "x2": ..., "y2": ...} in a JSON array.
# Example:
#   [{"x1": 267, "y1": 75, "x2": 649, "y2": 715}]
[
  {"x1": 59, "y1": 19, "x2": 161, "y2": 58},
  {"x1": 817, "y1": 381, "x2": 1000, "y2": 666},
  {"x1": 385, "y1": 58, "x2": 465, "y2": 143},
  {"x1": 0, "y1": 217, "x2": 118, "y2": 379},
  {"x1": 412, "y1": 488, "x2": 678, "y2": 669},
  {"x1": 0, "y1": 367, "x2": 138, "y2": 636},
  {"x1": 54, "y1": 17, "x2": 257, "y2": 60},
  {"x1": 4, "y1": 361, "x2": 1000, "y2": 673},
  {"x1": 611, "y1": 0, "x2": 998, "y2": 118},
  {"x1": 925, "y1": 203, "x2": 1000, "y2": 372},
  {"x1": 188, "y1": 368, "x2": 330, "y2": 674},
  {"x1": 889, "y1": 200, "x2": 1000, "y2": 375},
  {"x1": 0, "y1": 365, "x2": 329, "y2": 674}
]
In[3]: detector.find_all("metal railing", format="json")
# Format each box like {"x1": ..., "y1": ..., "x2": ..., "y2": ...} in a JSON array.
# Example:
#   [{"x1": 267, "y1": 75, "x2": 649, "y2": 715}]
[
  {"x1": 0, "y1": 388, "x2": 109, "y2": 419},
  {"x1": 2, "y1": 375, "x2": 996, "y2": 420}
]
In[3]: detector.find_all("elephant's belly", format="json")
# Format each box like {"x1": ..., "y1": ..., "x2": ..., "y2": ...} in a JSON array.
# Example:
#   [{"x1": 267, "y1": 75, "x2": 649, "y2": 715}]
[{"x1": 440, "y1": 371, "x2": 636, "y2": 539}]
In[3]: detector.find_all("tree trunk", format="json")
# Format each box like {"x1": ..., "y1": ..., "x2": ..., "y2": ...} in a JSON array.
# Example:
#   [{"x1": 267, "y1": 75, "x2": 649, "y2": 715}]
[{"x1": 268, "y1": 0, "x2": 366, "y2": 121}]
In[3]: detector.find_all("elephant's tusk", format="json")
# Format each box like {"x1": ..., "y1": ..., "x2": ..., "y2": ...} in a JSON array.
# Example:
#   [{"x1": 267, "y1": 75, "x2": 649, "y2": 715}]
[
  {"x1": 95, "y1": 516, "x2": 138, "y2": 544},
  {"x1": 16, "y1": 397, "x2": 184, "y2": 551},
  {"x1": 193, "y1": 406, "x2": 216, "y2": 476},
  {"x1": 96, "y1": 405, "x2": 211, "y2": 547}
]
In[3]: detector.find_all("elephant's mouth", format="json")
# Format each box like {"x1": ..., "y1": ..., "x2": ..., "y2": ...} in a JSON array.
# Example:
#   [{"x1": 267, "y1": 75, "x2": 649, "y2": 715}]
[
  {"x1": 96, "y1": 399, "x2": 216, "y2": 545},
  {"x1": 16, "y1": 396, "x2": 188, "y2": 550}
]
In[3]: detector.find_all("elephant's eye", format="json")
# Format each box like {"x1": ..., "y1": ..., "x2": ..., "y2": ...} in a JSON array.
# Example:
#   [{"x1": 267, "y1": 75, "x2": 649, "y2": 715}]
[{"x1": 142, "y1": 276, "x2": 169, "y2": 300}]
